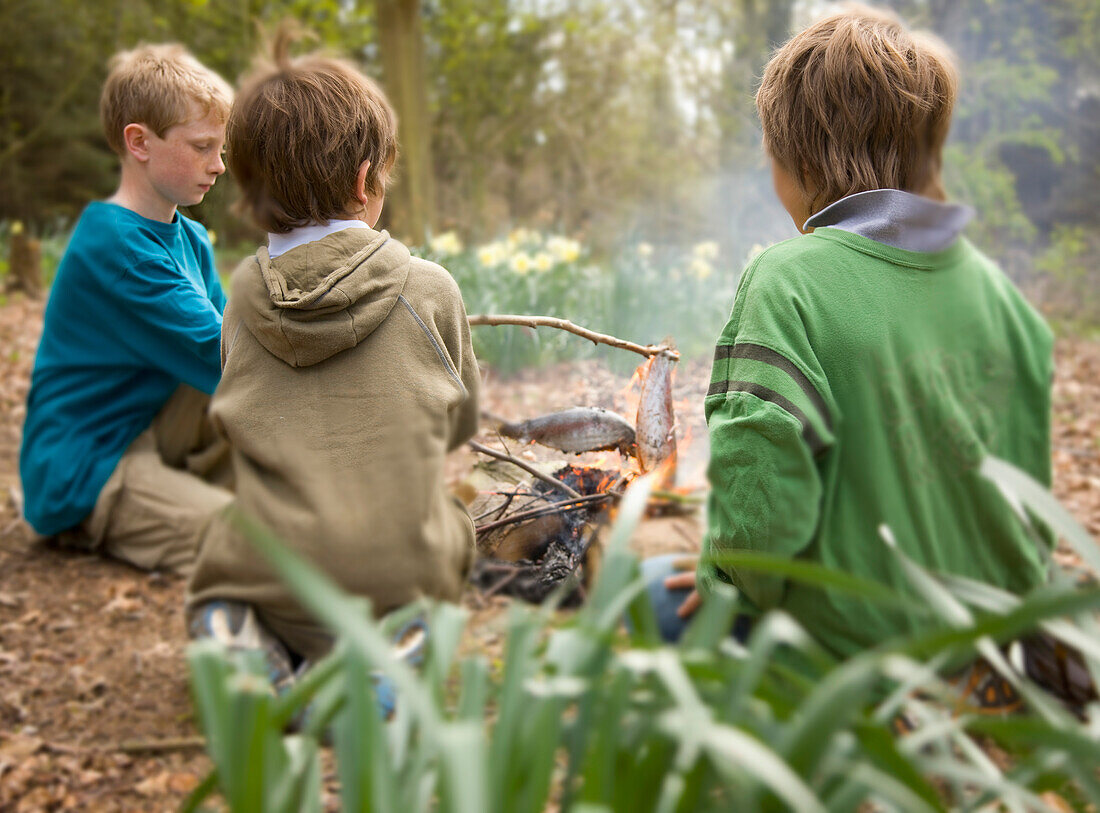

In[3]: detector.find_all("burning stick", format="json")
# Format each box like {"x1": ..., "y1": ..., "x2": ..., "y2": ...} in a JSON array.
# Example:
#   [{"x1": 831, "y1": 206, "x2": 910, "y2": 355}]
[{"x1": 468, "y1": 314, "x2": 679, "y2": 360}]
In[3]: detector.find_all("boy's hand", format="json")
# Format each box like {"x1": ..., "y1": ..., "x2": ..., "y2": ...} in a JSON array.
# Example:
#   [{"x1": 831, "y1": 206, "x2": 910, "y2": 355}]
[{"x1": 664, "y1": 555, "x2": 702, "y2": 619}]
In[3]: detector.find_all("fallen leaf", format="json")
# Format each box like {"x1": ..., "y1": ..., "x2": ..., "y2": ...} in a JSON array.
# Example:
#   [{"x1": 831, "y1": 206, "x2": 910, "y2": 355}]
[{"x1": 167, "y1": 771, "x2": 200, "y2": 794}]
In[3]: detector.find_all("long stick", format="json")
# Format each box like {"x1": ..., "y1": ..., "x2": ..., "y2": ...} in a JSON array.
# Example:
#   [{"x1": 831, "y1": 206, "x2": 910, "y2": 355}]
[
  {"x1": 468, "y1": 440, "x2": 582, "y2": 499},
  {"x1": 468, "y1": 314, "x2": 679, "y2": 360}
]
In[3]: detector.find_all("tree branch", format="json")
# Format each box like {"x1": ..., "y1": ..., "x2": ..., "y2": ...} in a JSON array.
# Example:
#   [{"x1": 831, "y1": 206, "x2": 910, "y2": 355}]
[{"x1": 467, "y1": 314, "x2": 679, "y2": 359}]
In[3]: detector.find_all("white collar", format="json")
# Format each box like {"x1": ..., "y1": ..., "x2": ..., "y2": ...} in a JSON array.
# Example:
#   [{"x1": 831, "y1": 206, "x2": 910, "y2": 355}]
[
  {"x1": 267, "y1": 219, "x2": 370, "y2": 259},
  {"x1": 803, "y1": 189, "x2": 973, "y2": 253}
]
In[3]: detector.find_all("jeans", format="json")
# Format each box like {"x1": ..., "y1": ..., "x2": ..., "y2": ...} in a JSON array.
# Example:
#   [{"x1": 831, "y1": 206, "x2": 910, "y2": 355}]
[{"x1": 638, "y1": 553, "x2": 753, "y2": 644}]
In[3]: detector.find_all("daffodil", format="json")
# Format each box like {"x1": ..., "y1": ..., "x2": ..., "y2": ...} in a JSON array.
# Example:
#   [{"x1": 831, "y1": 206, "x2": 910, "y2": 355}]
[
  {"x1": 509, "y1": 252, "x2": 533, "y2": 275},
  {"x1": 689, "y1": 257, "x2": 713, "y2": 281},
  {"x1": 692, "y1": 240, "x2": 719, "y2": 261},
  {"x1": 206, "y1": 229, "x2": 217, "y2": 246},
  {"x1": 477, "y1": 242, "x2": 506, "y2": 268},
  {"x1": 636, "y1": 242, "x2": 654, "y2": 259},
  {"x1": 534, "y1": 252, "x2": 555, "y2": 273},
  {"x1": 507, "y1": 227, "x2": 541, "y2": 249},
  {"x1": 745, "y1": 243, "x2": 768, "y2": 264},
  {"x1": 429, "y1": 231, "x2": 464, "y2": 256},
  {"x1": 546, "y1": 236, "x2": 581, "y2": 264}
]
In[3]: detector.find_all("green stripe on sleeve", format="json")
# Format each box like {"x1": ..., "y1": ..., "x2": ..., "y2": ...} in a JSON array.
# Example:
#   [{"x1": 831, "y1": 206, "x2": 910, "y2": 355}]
[
  {"x1": 707, "y1": 380, "x2": 828, "y2": 455},
  {"x1": 715, "y1": 344, "x2": 832, "y2": 430},
  {"x1": 709, "y1": 343, "x2": 833, "y2": 455}
]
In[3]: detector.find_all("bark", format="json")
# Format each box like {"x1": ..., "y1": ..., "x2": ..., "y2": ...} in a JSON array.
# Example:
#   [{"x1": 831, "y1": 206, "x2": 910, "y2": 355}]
[
  {"x1": 7, "y1": 231, "x2": 42, "y2": 298},
  {"x1": 376, "y1": 0, "x2": 435, "y2": 244}
]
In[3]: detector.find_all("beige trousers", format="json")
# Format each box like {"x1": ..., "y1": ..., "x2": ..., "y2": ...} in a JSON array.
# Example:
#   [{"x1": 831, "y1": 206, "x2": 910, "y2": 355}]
[{"x1": 62, "y1": 385, "x2": 234, "y2": 576}]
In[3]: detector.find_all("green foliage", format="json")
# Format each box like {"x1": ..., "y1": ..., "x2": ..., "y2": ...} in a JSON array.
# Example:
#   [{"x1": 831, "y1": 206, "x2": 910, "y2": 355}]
[
  {"x1": 1037, "y1": 225, "x2": 1100, "y2": 323},
  {"x1": 414, "y1": 229, "x2": 740, "y2": 373},
  {"x1": 943, "y1": 144, "x2": 1037, "y2": 261},
  {"x1": 187, "y1": 459, "x2": 1100, "y2": 811}
]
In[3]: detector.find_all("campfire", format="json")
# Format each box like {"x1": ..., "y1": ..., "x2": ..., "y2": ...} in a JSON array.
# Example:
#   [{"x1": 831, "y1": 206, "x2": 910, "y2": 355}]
[{"x1": 467, "y1": 346, "x2": 684, "y2": 605}]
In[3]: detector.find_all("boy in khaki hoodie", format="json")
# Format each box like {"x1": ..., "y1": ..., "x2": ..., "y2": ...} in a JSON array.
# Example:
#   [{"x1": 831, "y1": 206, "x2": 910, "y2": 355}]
[{"x1": 186, "y1": 35, "x2": 479, "y2": 683}]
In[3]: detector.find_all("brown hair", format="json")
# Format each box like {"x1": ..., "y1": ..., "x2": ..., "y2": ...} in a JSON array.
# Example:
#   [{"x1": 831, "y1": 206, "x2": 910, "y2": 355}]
[
  {"x1": 227, "y1": 28, "x2": 398, "y2": 233},
  {"x1": 756, "y1": 4, "x2": 958, "y2": 215},
  {"x1": 100, "y1": 44, "x2": 233, "y2": 156}
]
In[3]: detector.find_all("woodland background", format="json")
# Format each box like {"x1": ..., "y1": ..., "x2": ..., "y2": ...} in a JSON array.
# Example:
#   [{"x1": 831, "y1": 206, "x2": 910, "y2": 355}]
[
  {"x1": 1, "y1": 0, "x2": 1098, "y2": 335},
  {"x1": 3, "y1": 2, "x2": 1100, "y2": 808}
]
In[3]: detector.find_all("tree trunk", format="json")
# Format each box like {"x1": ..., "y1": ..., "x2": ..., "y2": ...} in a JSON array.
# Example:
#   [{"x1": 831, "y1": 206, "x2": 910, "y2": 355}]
[
  {"x1": 376, "y1": 0, "x2": 435, "y2": 245},
  {"x1": 8, "y1": 229, "x2": 42, "y2": 298}
]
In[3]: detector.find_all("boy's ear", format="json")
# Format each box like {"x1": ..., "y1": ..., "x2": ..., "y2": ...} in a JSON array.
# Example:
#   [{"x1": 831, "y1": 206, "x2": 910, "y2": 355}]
[
  {"x1": 121, "y1": 123, "x2": 153, "y2": 163},
  {"x1": 354, "y1": 160, "x2": 372, "y2": 206}
]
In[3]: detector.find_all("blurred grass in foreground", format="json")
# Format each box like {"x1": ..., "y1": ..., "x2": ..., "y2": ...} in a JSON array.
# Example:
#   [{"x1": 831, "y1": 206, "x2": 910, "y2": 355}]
[{"x1": 186, "y1": 458, "x2": 1100, "y2": 812}]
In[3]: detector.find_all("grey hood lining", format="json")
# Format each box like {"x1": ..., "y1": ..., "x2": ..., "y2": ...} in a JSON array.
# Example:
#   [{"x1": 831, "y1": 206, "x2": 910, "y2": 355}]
[{"x1": 803, "y1": 189, "x2": 974, "y2": 253}]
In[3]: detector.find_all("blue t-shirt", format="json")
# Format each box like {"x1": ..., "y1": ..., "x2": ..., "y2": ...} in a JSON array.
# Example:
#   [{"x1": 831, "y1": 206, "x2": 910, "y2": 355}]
[{"x1": 20, "y1": 202, "x2": 226, "y2": 535}]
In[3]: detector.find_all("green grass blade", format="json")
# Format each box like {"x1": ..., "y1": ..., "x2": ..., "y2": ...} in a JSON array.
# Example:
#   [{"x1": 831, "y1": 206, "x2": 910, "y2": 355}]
[
  {"x1": 706, "y1": 550, "x2": 929, "y2": 614},
  {"x1": 679, "y1": 581, "x2": 739, "y2": 652},
  {"x1": 456, "y1": 656, "x2": 490, "y2": 722},
  {"x1": 981, "y1": 456, "x2": 1099, "y2": 572},
  {"x1": 438, "y1": 721, "x2": 489, "y2": 813},
  {"x1": 702, "y1": 722, "x2": 827, "y2": 813},
  {"x1": 333, "y1": 649, "x2": 399, "y2": 812}
]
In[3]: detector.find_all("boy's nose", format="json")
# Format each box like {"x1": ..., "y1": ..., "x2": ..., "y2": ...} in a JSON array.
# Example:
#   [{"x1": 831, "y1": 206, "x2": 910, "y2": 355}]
[{"x1": 210, "y1": 153, "x2": 226, "y2": 175}]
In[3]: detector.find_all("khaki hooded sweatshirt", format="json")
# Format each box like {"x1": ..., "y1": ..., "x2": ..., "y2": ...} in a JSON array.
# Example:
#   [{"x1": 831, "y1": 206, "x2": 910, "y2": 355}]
[{"x1": 187, "y1": 228, "x2": 479, "y2": 659}]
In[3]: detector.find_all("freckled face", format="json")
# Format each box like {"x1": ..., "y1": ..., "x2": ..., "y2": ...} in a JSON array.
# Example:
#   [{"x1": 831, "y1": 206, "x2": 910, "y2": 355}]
[
  {"x1": 144, "y1": 104, "x2": 227, "y2": 209},
  {"x1": 770, "y1": 157, "x2": 813, "y2": 234}
]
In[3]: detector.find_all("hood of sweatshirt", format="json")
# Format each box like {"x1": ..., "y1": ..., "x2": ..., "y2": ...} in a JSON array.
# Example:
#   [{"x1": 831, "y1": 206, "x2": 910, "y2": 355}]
[{"x1": 231, "y1": 227, "x2": 410, "y2": 367}]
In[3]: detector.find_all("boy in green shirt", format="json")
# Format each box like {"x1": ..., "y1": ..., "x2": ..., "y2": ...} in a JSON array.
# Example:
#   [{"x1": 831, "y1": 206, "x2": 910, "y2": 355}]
[{"x1": 646, "y1": 6, "x2": 1052, "y2": 675}]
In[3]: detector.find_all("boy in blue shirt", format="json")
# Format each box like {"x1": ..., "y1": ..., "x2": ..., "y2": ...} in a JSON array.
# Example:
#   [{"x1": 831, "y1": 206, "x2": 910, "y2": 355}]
[{"x1": 20, "y1": 44, "x2": 235, "y2": 574}]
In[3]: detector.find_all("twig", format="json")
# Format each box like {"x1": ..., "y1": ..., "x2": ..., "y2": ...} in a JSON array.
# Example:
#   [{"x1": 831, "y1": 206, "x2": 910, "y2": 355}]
[
  {"x1": 472, "y1": 487, "x2": 552, "y2": 523},
  {"x1": 468, "y1": 314, "x2": 679, "y2": 360},
  {"x1": 476, "y1": 493, "x2": 613, "y2": 535},
  {"x1": 468, "y1": 441, "x2": 581, "y2": 499},
  {"x1": 116, "y1": 736, "x2": 207, "y2": 754},
  {"x1": 481, "y1": 568, "x2": 521, "y2": 600}
]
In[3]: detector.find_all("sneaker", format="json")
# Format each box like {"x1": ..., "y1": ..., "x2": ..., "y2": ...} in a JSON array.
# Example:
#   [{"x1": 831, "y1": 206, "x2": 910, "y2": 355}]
[
  {"x1": 389, "y1": 615, "x2": 429, "y2": 669},
  {"x1": 948, "y1": 659, "x2": 1023, "y2": 715},
  {"x1": 188, "y1": 600, "x2": 296, "y2": 693}
]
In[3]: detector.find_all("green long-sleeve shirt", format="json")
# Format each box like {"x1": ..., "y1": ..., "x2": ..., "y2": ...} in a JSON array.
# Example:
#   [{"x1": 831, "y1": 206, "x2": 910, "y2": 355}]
[{"x1": 699, "y1": 204, "x2": 1052, "y2": 658}]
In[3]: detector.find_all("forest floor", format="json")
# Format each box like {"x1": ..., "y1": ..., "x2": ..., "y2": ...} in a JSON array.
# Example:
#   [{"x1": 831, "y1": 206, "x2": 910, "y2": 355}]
[{"x1": 0, "y1": 294, "x2": 1098, "y2": 811}]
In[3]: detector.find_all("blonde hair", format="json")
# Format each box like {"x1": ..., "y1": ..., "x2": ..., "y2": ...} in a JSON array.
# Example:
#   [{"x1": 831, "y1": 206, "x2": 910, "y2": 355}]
[
  {"x1": 756, "y1": 4, "x2": 958, "y2": 215},
  {"x1": 100, "y1": 43, "x2": 233, "y2": 156},
  {"x1": 227, "y1": 27, "x2": 398, "y2": 233}
]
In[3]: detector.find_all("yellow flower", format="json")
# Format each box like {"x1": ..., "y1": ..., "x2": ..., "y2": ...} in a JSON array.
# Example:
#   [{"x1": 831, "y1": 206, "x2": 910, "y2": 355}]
[
  {"x1": 745, "y1": 243, "x2": 768, "y2": 264},
  {"x1": 692, "y1": 240, "x2": 719, "y2": 261},
  {"x1": 507, "y1": 227, "x2": 541, "y2": 250},
  {"x1": 206, "y1": 229, "x2": 217, "y2": 246},
  {"x1": 689, "y1": 257, "x2": 713, "y2": 281},
  {"x1": 546, "y1": 236, "x2": 581, "y2": 264},
  {"x1": 11, "y1": 221, "x2": 24, "y2": 237},
  {"x1": 429, "y1": 231, "x2": 464, "y2": 256},
  {"x1": 533, "y1": 252, "x2": 555, "y2": 273},
  {"x1": 509, "y1": 252, "x2": 533, "y2": 275},
  {"x1": 477, "y1": 242, "x2": 506, "y2": 268},
  {"x1": 636, "y1": 242, "x2": 654, "y2": 259}
]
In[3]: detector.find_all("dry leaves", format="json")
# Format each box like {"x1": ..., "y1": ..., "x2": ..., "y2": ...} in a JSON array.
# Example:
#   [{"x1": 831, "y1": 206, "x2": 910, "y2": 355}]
[{"x1": 0, "y1": 295, "x2": 1096, "y2": 808}]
